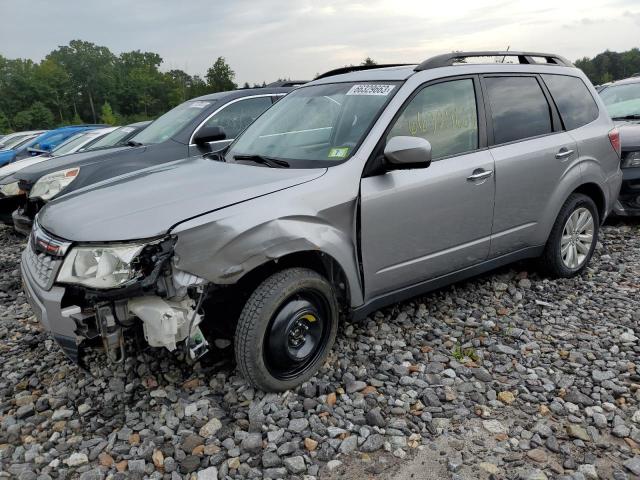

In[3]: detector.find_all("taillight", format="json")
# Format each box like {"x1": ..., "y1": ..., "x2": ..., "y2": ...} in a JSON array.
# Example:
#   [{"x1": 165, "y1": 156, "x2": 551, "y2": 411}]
[{"x1": 609, "y1": 128, "x2": 621, "y2": 158}]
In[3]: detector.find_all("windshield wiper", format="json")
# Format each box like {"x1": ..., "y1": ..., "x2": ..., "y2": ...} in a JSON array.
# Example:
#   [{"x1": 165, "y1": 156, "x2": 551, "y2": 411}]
[
  {"x1": 127, "y1": 140, "x2": 144, "y2": 147},
  {"x1": 233, "y1": 154, "x2": 290, "y2": 168},
  {"x1": 612, "y1": 114, "x2": 640, "y2": 120}
]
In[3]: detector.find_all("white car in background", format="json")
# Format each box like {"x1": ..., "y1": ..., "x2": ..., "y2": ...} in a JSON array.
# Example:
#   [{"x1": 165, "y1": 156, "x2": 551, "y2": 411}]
[{"x1": 0, "y1": 127, "x2": 116, "y2": 182}]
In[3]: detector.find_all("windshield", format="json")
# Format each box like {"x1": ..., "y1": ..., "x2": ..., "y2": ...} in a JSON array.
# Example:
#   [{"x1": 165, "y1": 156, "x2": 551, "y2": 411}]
[
  {"x1": 131, "y1": 100, "x2": 213, "y2": 145},
  {"x1": 226, "y1": 82, "x2": 400, "y2": 167},
  {"x1": 600, "y1": 82, "x2": 640, "y2": 118},
  {"x1": 3, "y1": 135, "x2": 33, "y2": 150},
  {"x1": 85, "y1": 126, "x2": 135, "y2": 150},
  {"x1": 51, "y1": 132, "x2": 89, "y2": 156}
]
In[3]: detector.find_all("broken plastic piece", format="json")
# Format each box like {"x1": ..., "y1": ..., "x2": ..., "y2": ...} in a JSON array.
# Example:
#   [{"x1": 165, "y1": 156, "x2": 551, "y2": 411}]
[{"x1": 128, "y1": 296, "x2": 202, "y2": 351}]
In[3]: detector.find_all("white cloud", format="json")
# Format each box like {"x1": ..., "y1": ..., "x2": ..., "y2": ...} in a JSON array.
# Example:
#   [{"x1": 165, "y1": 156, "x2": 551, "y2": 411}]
[{"x1": 0, "y1": 0, "x2": 639, "y2": 85}]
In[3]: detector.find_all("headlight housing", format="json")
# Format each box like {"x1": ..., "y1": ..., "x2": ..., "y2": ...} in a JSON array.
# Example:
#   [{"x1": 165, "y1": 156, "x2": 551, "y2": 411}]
[
  {"x1": 57, "y1": 243, "x2": 146, "y2": 289},
  {"x1": 0, "y1": 181, "x2": 21, "y2": 197},
  {"x1": 622, "y1": 151, "x2": 640, "y2": 168},
  {"x1": 30, "y1": 167, "x2": 80, "y2": 200}
]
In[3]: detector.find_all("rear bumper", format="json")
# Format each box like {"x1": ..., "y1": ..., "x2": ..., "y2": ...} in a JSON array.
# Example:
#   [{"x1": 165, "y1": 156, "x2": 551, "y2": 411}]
[
  {"x1": 21, "y1": 250, "x2": 80, "y2": 363},
  {"x1": 613, "y1": 167, "x2": 640, "y2": 216}
]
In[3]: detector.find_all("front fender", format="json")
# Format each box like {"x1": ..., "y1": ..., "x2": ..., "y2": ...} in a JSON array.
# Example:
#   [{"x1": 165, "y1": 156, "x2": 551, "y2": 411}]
[{"x1": 172, "y1": 202, "x2": 364, "y2": 306}]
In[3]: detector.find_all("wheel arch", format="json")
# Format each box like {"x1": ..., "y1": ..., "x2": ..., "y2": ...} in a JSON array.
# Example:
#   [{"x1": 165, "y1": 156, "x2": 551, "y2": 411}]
[
  {"x1": 236, "y1": 250, "x2": 352, "y2": 311},
  {"x1": 572, "y1": 182, "x2": 606, "y2": 224}
]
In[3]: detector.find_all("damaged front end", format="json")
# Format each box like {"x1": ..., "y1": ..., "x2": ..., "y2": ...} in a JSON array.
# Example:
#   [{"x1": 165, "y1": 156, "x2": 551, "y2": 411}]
[{"x1": 21, "y1": 222, "x2": 210, "y2": 366}]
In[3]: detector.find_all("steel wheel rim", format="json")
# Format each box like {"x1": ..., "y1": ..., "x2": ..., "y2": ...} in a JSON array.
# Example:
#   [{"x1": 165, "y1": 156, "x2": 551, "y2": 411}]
[
  {"x1": 264, "y1": 289, "x2": 331, "y2": 381},
  {"x1": 560, "y1": 207, "x2": 594, "y2": 269}
]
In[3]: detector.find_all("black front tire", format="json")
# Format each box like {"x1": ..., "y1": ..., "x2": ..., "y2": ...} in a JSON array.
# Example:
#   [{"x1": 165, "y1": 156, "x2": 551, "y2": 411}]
[
  {"x1": 234, "y1": 268, "x2": 339, "y2": 392},
  {"x1": 540, "y1": 193, "x2": 599, "y2": 278}
]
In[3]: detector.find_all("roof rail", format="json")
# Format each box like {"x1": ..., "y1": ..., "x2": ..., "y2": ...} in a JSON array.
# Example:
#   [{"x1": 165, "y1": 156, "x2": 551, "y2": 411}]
[
  {"x1": 415, "y1": 51, "x2": 573, "y2": 71},
  {"x1": 315, "y1": 64, "x2": 414, "y2": 80},
  {"x1": 266, "y1": 80, "x2": 309, "y2": 87}
]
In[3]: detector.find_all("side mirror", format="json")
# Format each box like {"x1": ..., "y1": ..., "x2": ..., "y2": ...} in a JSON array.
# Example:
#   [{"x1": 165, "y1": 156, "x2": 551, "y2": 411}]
[
  {"x1": 28, "y1": 147, "x2": 48, "y2": 155},
  {"x1": 384, "y1": 136, "x2": 432, "y2": 169},
  {"x1": 193, "y1": 126, "x2": 226, "y2": 145}
]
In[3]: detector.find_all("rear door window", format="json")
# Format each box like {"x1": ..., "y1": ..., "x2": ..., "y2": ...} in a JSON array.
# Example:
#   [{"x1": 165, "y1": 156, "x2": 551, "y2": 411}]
[
  {"x1": 203, "y1": 96, "x2": 273, "y2": 139},
  {"x1": 542, "y1": 74, "x2": 598, "y2": 130},
  {"x1": 387, "y1": 78, "x2": 479, "y2": 160},
  {"x1": 484, "y1": 76, "x2": 552, "y2": 145}
]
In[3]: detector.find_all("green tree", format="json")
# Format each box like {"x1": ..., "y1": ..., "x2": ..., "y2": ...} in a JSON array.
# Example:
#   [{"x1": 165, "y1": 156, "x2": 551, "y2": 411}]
[
  {"x1": 13, "y1": 110, "x2": 32, "y2": 130},
  {"x1": 361, "y1": 57, "x2": 377, "y2": 66},
  {"x1": 0, "y1": 111, "x2": 10, "y2": 133},
  {"x1": 205, "y1": 57, "x2": 237, "y2": 92},
  {"x1": 47, "y1": 40, "x2": 116, "y2": 123},
  {"x1": 27, "y1": 101, "x2": 54, "y2": 128},
  {"x1": 100, "y1": 101, "x2": 117, "y2": 125}
]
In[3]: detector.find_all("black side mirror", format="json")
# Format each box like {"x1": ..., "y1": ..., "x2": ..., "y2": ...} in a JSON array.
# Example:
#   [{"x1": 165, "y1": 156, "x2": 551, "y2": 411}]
[
  {"x1": 384, "y1": 136, "x2": 432, "y2": 169},
  {"x1": 193, "y1": 126, "x2": 226, "y2": 145}
]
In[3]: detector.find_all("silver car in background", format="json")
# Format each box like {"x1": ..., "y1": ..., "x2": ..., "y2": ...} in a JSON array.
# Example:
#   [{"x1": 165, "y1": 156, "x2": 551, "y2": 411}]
[{"x1": 21, "y1": 51, "x2": 622, "y2": 391}]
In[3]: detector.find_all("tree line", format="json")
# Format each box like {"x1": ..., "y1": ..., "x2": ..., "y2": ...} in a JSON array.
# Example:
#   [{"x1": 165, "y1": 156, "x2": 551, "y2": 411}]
[
  {"x1": 575, "y1": 48, "x2": 640, "y2": 85},
  {"x1": 0, "y1": 40, "x2": 246, "y2": 133},
  {"x1": 9, "y1": 41, "x2": 637, "y2": 135}
]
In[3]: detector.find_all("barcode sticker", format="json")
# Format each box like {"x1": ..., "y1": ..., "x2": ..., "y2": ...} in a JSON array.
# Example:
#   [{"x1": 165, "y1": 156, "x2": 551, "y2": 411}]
[
  {"x1": 189, "y1": 101, "x2": 210, "y2": 108},
  {"x1": 346, "y1": 84, "x2": 395, "y2": 96}
]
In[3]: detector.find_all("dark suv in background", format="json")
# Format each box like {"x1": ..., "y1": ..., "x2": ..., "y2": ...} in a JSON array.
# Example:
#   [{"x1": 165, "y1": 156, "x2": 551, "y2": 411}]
[
  {"x1": 599, "y1": 76, "x2": 640, "y2": 215},
  {"x1": 1, "y1": 85, "x2": 300, "y2": 234}
]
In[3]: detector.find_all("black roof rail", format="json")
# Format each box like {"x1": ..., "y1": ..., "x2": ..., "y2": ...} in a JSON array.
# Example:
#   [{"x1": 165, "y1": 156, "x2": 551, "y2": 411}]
[
  {"x1": 415, "y1": 51, "x2": 573, "y2": 71},
  {"x1": 266, "y1": 80, "x2": 309, "y2": 87},
  {"x1": 315, "y1": 64, "x2": 414, "y2": 80}
]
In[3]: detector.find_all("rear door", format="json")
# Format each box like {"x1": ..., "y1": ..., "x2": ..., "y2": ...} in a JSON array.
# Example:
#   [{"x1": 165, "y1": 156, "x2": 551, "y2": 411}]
[
  {"x1": 483, "y1": 75, "x2": 578, "y2": 257},
  {"x1": 360, "y1": 76, "x2": 496, "y2": 300}
]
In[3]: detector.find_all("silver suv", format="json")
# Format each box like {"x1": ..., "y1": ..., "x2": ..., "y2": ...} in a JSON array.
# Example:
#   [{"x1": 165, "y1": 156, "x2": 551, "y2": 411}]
[{"x1": 21, "y1": 51, "x2": 622, "y2": 391}]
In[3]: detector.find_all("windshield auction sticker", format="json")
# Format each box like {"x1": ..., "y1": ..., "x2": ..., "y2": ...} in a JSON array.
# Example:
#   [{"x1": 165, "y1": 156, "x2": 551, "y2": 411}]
[
  {"x1": 189, "y1": 101, "x2": 210, "y2": 108},
  {"x1": 328, "y1": 147, "x2": 350, "y2": 159},
  {"x1": 346, "y1": 84, "x2": 395, "y2": 96}
]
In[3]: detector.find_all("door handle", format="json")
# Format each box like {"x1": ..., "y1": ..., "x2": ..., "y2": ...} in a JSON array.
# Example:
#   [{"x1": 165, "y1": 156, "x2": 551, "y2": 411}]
[
  {"x1": 555, "y1": 148, "x2": 574, "y2": 159},
  {"x1": 467, "y1": 169, "x2": 493, "y2": 181}
]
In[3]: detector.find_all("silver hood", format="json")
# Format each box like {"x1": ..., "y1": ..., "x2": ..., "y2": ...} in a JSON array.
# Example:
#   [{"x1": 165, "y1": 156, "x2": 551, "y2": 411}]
[{"x1": 38, "y1": 156, "x2": 326, "y2": 242}]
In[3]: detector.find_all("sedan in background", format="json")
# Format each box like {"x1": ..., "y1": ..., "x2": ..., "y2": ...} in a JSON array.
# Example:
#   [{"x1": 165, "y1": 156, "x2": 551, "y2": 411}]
[
  {"x1": 6, "y1": 85, "x2": 302, "y2": 234},
  {"x1": 78, "y1": 120, "x2": 151, "y2": 152},
  {"x1": 0, "y1": 125, "x2": 106, "y2": 167},
  {"x1": 0, "y1": 130, "x2": 47, "y2": 151},
  {"x1": 600, "y1": 76, "x2": 640, "y2": 215}
]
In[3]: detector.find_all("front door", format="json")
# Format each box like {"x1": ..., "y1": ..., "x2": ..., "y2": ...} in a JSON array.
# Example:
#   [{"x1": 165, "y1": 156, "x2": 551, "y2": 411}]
[{"x1": 360, "y1": 77, "x2": 496, "y2": 300}]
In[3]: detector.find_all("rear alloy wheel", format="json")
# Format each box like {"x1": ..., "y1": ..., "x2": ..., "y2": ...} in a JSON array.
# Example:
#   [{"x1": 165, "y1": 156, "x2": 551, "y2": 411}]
[
  {"x1": 541, "y1": 193, "x2": 599, "y2": 278},
  {"x1": 235, "y1": 268, "x2": 338, "y2": 392}
]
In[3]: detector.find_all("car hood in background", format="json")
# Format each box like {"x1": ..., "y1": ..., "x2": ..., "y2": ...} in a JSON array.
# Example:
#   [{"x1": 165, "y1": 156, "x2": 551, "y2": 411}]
[
  {"x1": 14, "y1": 146, "x2": 134, "y2": 184},
  {"x1": 614, "y1": 119, "x2": 640, "y2": 151},
  {"x1": 0, "y1": 155, "x2": 49, "y2": 181},
  {"x1": 38, "y1": 156, "x2": 326, "y2": 242}
]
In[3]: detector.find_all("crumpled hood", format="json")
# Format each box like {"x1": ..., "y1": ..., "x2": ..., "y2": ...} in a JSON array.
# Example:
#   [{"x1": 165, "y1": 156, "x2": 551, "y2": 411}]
[
  {"x1": 38, "y1": 156, "x2": 326, "y2": 242},
  {"x1": 614, "y1": 120, "x2": 640, "y2": 151}
]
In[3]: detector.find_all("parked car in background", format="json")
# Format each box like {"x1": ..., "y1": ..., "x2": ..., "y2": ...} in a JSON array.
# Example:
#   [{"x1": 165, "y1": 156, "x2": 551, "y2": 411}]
[
  {"x1": 43, "y1": 127, "x2": 118, "y2": 158},
  {"x1": 6, "y1": 86, "x2": 300, "y2": 234},
  {"x1": 599, "y1": 76, "x2": 640, "y2": 215},
  {"x1": 0, "y1": 125, "x2": 106, "y2": 167},
  {"x1": 0, "y1": 130, "x2": 47, "y2": 150},
  {"x1": 78, "y1": 121, "x2": 152, "y2": 152},
  {"x1": 20, "y1": 52, "x2": 621, "y2": 391}
]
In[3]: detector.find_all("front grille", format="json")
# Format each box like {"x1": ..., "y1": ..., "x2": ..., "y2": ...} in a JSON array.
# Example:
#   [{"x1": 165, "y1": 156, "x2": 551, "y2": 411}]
[
  {"x1": 23, "y1": 219, "x2": 72, "y2": 291},
  {"x1": 24, "y1": 241, "x2": 63, "y2": 290}
]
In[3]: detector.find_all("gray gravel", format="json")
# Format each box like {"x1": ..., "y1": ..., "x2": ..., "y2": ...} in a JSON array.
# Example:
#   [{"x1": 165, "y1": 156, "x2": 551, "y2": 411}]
[{"x1": 1, "y1": 219, "x2": 639, "y2": 480}]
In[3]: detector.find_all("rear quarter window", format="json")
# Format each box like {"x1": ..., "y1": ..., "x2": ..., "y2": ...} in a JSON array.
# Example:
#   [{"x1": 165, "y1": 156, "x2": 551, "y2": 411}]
[{"x1": 542, "y1": 74, "x2": 599, "y2": 130}]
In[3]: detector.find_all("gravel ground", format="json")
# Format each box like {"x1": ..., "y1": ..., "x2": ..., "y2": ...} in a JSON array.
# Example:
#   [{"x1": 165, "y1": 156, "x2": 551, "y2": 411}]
[{"x1": 1, "y1": 219, "x2": 639, "y2": 480}]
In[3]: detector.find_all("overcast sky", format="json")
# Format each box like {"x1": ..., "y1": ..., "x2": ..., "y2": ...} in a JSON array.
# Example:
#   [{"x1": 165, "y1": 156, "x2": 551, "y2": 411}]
[{"x1": 1, "y1": 0, "x2": 639, "y2": 85}]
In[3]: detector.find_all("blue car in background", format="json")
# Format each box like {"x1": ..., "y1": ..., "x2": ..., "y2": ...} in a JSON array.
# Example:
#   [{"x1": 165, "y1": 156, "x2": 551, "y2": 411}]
[{"x1": 0, "y1": 125, "x2": 106, "y2": 167}]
